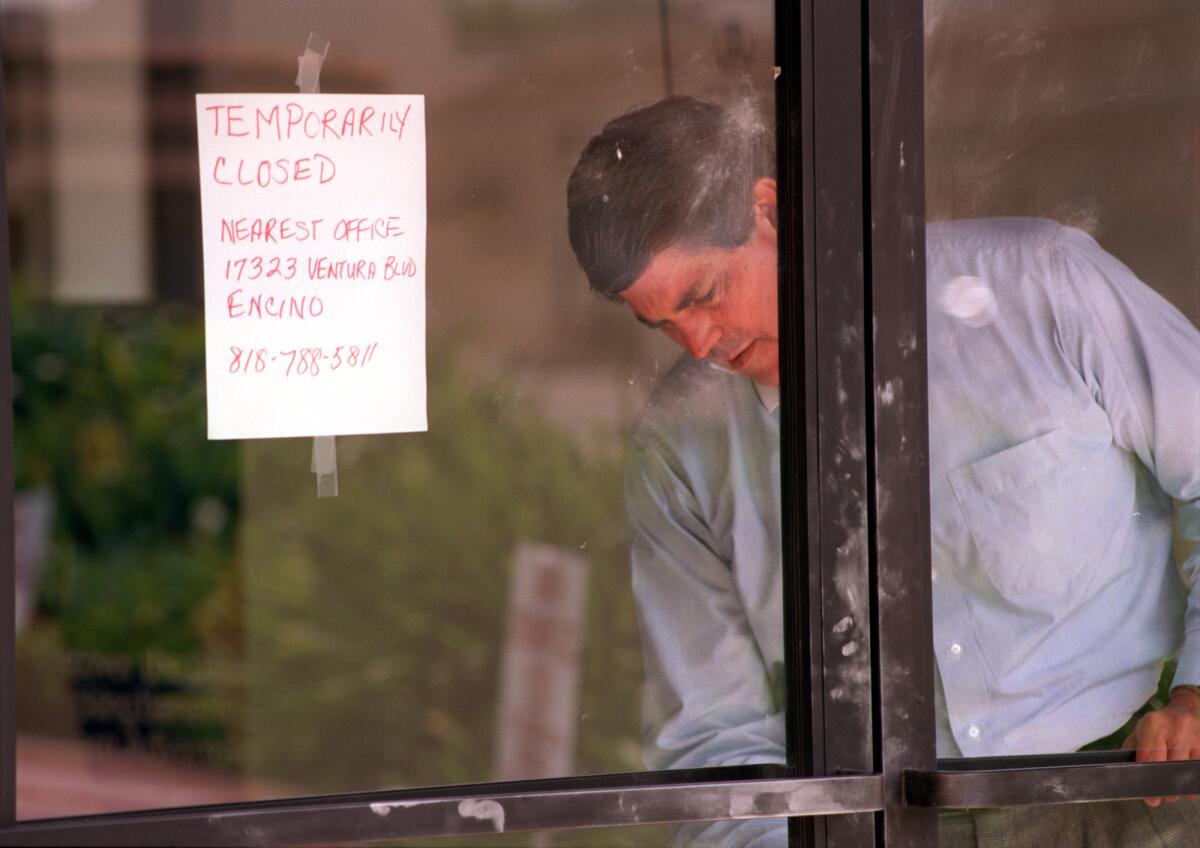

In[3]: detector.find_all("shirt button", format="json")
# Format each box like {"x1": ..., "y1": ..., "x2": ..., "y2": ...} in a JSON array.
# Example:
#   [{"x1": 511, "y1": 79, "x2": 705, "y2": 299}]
[
  {"x1": 949, "y1": 643, "x2": 962, "y2": 656},
  {"x1": 967, "y1": 724, "x2": 981, "y2": 739}
]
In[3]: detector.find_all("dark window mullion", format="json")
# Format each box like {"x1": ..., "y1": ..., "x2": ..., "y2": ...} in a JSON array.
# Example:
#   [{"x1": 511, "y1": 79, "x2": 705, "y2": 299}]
[
  {"x1": 807, "y1": 3, "x2": 877, "y2": 848},
  {"x1": 780, "y1": 0, "x2": 885, "y2": 844},
  {"x1": 864, "y1": 0, "x2": 937, "y2": 846},
  {"x1": 776, "y1": 2, "x2": 821, "y2": 847}
]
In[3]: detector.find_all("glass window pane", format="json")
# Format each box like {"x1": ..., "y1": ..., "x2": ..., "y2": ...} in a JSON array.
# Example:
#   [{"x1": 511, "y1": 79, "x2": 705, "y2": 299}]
[
  {"x1": 5, "y1": 0, "x2": 783, "y2": 835},
  {"x1": 936, "y1": 801, "x2": 1198, "y2": 845},
  {"x1": 924, "y1": 0, "x2": 1200, "y2": 834}
]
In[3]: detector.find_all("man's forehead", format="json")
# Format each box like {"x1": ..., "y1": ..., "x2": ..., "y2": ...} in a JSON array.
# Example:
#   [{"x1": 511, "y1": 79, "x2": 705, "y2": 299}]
[
  {"x1": 644, "y1": 244, "x2": 707, "y2": 273},
  {"x1": 627, "y1": 248, "x2": 709, "y2": 297}
]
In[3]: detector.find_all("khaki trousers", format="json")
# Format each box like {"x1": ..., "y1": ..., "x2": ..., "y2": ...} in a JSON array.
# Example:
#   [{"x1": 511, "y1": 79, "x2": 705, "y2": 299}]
[{"x1": 939, "y1": 800, "x2": 1200, "y2": 847}]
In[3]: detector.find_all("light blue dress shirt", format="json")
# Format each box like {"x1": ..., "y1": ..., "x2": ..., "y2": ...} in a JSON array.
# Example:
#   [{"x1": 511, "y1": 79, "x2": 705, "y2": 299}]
[
  {"x1": 624, "y1": 218, "x2": 1200, "y2": 845},
  {"x1": 625, "y1": 355, "x2": 785, "y2": 848}
]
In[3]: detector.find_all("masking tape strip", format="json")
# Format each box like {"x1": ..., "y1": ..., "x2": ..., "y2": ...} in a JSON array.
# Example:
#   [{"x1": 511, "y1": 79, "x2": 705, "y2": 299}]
[
  {"x1": 296, "y1": 33, "x2": 329, "y2": 95},
  {"x1": 312, "y1": 436, "x2": 338, "y2": 498},
  {"x1": 297, "y1": 33, "x2": 337, "y2": 497}
]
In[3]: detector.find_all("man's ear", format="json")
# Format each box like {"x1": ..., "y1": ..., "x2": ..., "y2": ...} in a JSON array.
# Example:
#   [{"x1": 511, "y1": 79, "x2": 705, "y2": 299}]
[{"x1": 752, "y1": 177, "x2": 778, "y2": 238}]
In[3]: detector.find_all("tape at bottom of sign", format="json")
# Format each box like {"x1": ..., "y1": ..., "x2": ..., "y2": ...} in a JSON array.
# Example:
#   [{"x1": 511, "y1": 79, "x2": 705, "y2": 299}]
[{"x1": 311, "y1": 436, "x2": 338, "y2": 498}]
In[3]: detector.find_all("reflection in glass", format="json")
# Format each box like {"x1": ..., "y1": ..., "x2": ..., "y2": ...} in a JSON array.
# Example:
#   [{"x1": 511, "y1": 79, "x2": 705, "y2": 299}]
[
  {"x1": 566, "y1": 91, "x2": 785, "y2": 847},
  {"x1": 924, "y1": 0, "x2": 1200, "y2": 820},
  {"x1": 5, "y1": 0, "x2": 774, "y2": 834}
]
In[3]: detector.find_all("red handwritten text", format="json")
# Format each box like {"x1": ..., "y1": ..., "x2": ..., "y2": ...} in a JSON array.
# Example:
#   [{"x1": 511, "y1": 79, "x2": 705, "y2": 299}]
[
  {"x1": 229, "y1": 343, "x2": 379, "y2": 376},
  {"x1": 221, "y1": 217, "x2": 323, "y2": 244},
  {"x1": 226, "y1": 289, "x2": 325, "y2": 320},
  {"x1": 204, "y1": 103, "x2": 411, "y2": 143},
  {"x1": 332, "y1": 217, "x2": 404, "y2": 242},
  {"x1": 212, "y1": 154, "x2": 336, "y2": 187}
]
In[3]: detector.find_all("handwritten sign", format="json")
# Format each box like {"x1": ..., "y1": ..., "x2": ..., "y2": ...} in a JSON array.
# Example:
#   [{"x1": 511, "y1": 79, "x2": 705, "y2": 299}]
[{"x1": 196, "y1": 94, "x2": 426, "y2": 439}]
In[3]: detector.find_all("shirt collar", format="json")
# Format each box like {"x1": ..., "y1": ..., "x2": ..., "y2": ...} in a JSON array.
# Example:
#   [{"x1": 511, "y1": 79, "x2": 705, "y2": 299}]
[{"x1": 754, "y1": 382, "x2": 779, "y2": 413}]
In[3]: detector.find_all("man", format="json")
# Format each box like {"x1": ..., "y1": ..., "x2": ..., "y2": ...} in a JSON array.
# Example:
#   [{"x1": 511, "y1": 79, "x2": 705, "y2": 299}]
[{"x1": 567, "y1": 96, "x2": 1200, "y2": 847}]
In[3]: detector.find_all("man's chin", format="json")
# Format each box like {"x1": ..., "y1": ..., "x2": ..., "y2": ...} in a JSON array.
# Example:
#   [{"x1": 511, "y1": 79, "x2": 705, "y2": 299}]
[
  {"x1": 706, "y1": 341, "x2": 779, "y2": 385},
  {"x1": 733, "y1": 343, "x2": 779, "y2": 387}
]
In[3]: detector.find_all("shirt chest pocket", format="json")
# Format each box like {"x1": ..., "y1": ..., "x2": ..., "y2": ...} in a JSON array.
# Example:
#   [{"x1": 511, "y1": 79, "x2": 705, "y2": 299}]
[{"x1": 947, "y1": 426, "x2": 1120, "y2": 602}]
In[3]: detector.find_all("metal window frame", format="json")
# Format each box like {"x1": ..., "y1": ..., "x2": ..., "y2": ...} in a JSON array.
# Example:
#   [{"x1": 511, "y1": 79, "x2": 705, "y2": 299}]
[
  {"x1": 1, "y1": 2, "x2": 1197, "y2": 846},
  {"x1": 0, "y1": 770, "x2": 885, "y2": 847},
  {"x1": 0, "y1": 20, "x2": 15, "y2": 831}
]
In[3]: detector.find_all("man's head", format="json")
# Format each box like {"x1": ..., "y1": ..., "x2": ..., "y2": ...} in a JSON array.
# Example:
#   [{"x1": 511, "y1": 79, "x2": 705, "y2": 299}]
[{"x1": 567, "y1": 96, "x2": 779, "y2": 385}]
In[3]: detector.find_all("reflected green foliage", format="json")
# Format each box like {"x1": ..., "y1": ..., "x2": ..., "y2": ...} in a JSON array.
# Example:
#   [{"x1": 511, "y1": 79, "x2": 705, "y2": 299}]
[
  {"x1": 11, "y1": 291, "x2": 241, "y2": 763},
  {"x1": 45, "y1": 541, "x2": 229, "y2": 658},
  {"x1": 12, "y1": 289, "x2": 646, "y2": 792},
  {"x1": 11, "y1": 290, "x2": 238, "y2": 657},
  {"x1": 241, "y1": 354, "x2": 644, "y2": 792}
]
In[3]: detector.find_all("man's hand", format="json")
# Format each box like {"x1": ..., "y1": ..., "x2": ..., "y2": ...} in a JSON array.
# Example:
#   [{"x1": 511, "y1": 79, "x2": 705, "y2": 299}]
[{"x1": 1122, "y1": 687, "x2": 1200, "y2": 806}]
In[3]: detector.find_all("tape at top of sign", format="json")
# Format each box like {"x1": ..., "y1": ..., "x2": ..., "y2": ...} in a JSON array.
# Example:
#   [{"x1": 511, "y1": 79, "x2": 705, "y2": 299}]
[{"x1": 296, "y1": 33, "x2": 329, "y2": 94}]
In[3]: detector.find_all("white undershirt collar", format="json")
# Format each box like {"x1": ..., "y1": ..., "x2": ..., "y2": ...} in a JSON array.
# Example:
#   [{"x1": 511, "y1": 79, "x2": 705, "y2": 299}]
[{"x1": 754, "y1": 382, "x2": 780, "y2": 413}]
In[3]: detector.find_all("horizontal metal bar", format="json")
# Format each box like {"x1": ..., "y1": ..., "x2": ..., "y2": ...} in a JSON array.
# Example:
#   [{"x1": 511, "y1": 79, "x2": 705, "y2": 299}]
[
  {"x1": 935, "y1": 751, "x2": 1134, "y2": 772},
  {"x1": 0, "y1": 775, "x2": 884, "y2": 846},
  {"x1": 906, "y1": 760, "x2": 1200, "y2": 809}
]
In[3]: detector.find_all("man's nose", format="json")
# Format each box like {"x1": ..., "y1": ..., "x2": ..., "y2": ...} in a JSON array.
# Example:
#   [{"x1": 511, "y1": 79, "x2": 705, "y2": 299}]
[{"x1": 670, "y1": 315, "x2": 720, "y2": 360}]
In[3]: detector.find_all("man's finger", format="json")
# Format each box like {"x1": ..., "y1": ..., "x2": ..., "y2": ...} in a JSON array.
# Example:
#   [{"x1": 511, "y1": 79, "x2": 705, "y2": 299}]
[
  {"x1": 1136, "y1": 725, "x2": 1168, "y2": 807},
  {"x1": 1167, "y1": 743, "x2": 1192, "y2": 762},
  {"x1": 1162, "y1": 746, "x2": 1185, "y2": 802},
  {"x1": 1137, "y1": 737, "x2": 1168, "y2": 763},
  {"x1": 1163, "y1": 723, "x2": 1200, "y2": 801}
]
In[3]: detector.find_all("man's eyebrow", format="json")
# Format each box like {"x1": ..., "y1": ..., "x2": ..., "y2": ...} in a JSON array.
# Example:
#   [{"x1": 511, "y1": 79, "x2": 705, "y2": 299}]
[
  {"x1": 616, "y1": 293, "x2": 668, "y2": 329},
  {"x1": 673, "y1": 278, "x2": 705, "y2": 313}
]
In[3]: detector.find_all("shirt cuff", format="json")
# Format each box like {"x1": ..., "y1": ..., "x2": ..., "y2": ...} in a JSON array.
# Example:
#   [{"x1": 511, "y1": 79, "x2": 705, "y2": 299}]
[{"x1": 1171, "y1": 637, "x2": 1200, "y2": 692}]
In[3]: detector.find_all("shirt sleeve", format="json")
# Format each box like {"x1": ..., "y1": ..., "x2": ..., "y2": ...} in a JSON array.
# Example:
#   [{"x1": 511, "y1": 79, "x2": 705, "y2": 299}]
[
  {"x1": 1053, "y1": 228, "x2": 1200, "y2": 688},
  {"x1": 624, "y1": 431, "x2": 787, "y2": 847}
]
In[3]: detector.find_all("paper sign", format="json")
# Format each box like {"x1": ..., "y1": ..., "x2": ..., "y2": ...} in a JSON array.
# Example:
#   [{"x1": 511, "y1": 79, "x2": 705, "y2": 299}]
[{"x1": 195, "y1": 94, "x2": 426, "y2": 439}]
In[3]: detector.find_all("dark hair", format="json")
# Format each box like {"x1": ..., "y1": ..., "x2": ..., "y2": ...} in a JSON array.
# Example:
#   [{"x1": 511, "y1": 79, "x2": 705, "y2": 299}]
[{"x1": 567, "y1": 96, "x2": 773, "y2": 298}]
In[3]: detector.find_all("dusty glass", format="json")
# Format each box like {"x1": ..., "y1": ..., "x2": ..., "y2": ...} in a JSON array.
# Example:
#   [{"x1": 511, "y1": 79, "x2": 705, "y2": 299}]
[
  {"x1": 925, "y1": 0, "x2": 1200, "y2": 840},
  {"x1": 4, "y1": 0, "x2": 782, "y2": 840}
]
